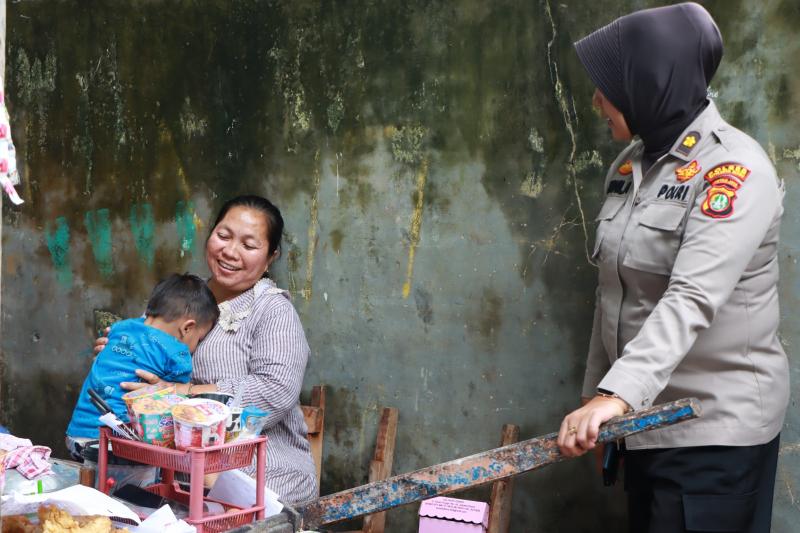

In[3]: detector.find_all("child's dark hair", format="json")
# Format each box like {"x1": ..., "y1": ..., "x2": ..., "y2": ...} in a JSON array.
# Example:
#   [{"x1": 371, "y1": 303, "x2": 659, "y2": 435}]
[
  {"x1": 145, "y1": 273, "x2": 219, "y2": 326},
  {"x1": 210, "y1": 195, "x2": 284, "y2": 258}
]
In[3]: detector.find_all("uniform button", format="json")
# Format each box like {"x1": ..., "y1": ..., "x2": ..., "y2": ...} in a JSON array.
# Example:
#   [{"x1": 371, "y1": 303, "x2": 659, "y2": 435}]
[{"x1": 634, "y1": 196, "x2": 641, "y2": 205}]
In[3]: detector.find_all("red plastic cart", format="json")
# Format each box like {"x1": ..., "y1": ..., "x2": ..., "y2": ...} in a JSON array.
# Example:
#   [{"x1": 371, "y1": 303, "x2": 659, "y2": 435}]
[{"x1": 98, "y1": 428, "x2": 267, "y2": 533}]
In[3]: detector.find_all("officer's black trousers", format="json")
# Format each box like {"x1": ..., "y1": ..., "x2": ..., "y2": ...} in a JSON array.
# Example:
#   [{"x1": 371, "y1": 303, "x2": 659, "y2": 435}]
[{"x1": 624, "y1": 435, "x2": 780, "y2": 533}]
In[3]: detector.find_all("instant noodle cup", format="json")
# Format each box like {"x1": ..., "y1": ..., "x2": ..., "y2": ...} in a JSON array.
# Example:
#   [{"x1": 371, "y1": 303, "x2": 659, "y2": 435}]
[
  {"x1": 172, "y1": 398, "x2": 231, "y2": 450},
  {"x1": 122, "y1": 383, "x2": 177, "y2": 433},
  {"x1": 130, "y1": 394, "x2": 184, "y2": 447}
]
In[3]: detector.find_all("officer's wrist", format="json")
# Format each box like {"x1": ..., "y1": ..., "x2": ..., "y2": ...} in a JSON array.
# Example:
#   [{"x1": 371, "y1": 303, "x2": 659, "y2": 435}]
[{"x1": 596, "y1": 389, "x2": 632, "y2": 413}]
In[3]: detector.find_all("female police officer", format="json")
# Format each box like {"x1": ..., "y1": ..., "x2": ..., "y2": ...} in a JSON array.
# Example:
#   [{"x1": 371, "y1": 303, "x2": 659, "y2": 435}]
[{"x1": 557, "y1": 3, "x2": 789, "y2": 531}]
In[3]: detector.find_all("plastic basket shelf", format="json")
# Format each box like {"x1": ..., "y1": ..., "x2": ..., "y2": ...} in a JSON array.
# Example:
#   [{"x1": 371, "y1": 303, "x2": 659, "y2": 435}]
[
  {"x1": 145, "y1": 482, "x2": 265, "y2": 533},
  {"x1": 106, "y1": 431, "x2": 262, "y2": 474},
  {"x1": 98, "y1": 428, "x2": 267, "y2": 533}
]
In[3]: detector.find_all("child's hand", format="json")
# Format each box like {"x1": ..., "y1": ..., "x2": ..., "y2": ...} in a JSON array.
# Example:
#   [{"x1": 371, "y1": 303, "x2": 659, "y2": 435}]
[{"x1": 93, "y1": 327, "x2": 111, "y2": 355}]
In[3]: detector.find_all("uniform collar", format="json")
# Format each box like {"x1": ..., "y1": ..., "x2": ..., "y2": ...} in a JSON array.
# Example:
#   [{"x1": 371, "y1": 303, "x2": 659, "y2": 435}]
[{"x1": 666, "y1": 99, "x2": 724, "y2": 162}]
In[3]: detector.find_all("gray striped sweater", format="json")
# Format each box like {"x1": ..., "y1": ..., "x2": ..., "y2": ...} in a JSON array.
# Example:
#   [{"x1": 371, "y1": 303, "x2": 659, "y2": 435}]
[{"x1": 192, "y1": 278, "x2": 317, "y2": 503}]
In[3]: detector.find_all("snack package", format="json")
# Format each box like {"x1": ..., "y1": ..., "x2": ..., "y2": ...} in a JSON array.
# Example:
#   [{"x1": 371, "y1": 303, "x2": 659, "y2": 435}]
[
  {"x1": 129, "y1": 394, "x2": 184, "y2": 447},
  {"x1": 231, "y1": 407, "x2": 269, "y2": 442},
  {"x1": 171, "y1": 399, "x2": 231, "y2": 450},
  {"x1": 121, "y1": 383, "x2": 176, "y2": 434}
]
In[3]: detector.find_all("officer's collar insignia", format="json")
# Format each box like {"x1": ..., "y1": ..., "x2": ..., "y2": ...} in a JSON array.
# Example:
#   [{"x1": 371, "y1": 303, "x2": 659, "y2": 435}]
[
  {"x1": 676, "y1": 131, "x2": 701, "y2": 156},
  {"x1": 700, "y1": 162, "x2": 751, "y2": 219},
  {"x1": 618, "y1": 160, "x2": 633, "y2": 175},
  {"x1": 675, "y1": 160, "x2": 701, "y2": 182}
]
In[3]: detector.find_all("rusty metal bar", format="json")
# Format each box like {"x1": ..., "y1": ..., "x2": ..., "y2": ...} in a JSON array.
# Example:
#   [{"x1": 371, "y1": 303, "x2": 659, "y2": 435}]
[{"x1": 296, "y1": 397, "x2": 700, "y2": 529}]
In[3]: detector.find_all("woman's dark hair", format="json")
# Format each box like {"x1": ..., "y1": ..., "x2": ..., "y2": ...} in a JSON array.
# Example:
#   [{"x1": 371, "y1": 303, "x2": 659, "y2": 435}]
[
  {"x1": 146, "y1": 273, "x2": 220, "y2": 326},
  {"x1": 210, "y1": 195, "x2": 284, "y2": 258}
]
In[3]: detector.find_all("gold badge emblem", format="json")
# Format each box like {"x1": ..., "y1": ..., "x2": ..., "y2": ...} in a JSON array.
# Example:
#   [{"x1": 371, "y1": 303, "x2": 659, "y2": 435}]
[{"x1": 675, "y1": 160, "x2": 701, "y2": 182}]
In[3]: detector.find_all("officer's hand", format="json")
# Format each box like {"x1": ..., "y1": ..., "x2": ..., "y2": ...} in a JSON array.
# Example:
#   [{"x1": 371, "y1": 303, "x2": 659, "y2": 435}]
[{"x1": 558, "y1": 396, "x2": 629, "y2": 457}]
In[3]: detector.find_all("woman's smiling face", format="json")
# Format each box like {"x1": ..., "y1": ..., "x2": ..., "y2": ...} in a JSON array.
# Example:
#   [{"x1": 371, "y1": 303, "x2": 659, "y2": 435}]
[{"x1": 206, "y1": 206, "x2": 275, "y2": 298}]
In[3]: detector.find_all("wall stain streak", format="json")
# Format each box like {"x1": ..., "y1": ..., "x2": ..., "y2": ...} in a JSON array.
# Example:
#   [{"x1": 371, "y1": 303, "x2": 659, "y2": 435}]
[
  {"x1": 402, "y1": 157, "x2": 429, "y2": 299},
  {"x1": 84, "y1": 209, "x2": 114, "y2": 278},
  {"x1": 543, "y1": 0, "x2": 593, "y2": 267},
  {"x1": 303, "y1": 150, "x2": 321, "y2": 301},
  {"x1": 44, "y1": 216, "x2": 72, "y2": 288},
  {"x1": 175, "y1": 201, "x2": 196, "y2": 258},
  {"x1": 129, "y1": 203, "x2": 155, "y2": 267}
]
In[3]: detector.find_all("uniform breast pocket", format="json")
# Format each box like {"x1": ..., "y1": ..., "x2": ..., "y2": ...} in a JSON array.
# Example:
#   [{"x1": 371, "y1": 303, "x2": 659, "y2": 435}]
[
  {"x1": 593, "y1": 197, "x2": 626, "y2": 261},
  {"x1": 622, "y1": 202, "x2": 686, "y2": 276}
]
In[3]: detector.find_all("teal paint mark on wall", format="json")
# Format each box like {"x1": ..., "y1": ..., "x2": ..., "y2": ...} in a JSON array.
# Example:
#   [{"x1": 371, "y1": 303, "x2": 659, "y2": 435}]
[
  {"x1": 175, "y1": 200, "x2": 196, "y2": 258},
  {"x1": 44, "y1": 217, "x2": 72, "y2": 287},
  {"x1": 129, "y1": 203, "x2": 155, "y2": 267},
  {"x1": 84, "y1": 208, "x2": 114, "y2": 277}
]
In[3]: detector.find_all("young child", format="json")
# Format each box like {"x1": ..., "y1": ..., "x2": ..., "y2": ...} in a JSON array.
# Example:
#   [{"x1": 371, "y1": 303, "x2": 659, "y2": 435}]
[{"x1": 66, "y1": 273, "x2": 219, "y2": 457}]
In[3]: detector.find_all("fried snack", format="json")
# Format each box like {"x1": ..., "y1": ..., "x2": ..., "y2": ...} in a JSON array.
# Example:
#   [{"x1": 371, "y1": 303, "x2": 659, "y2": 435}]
[
  {"x1": 1, "y1": 505, "x2": 128, "y2": 533},
  {"x1": 2, "y1": 514, "x2": 36, "y2": 533}
]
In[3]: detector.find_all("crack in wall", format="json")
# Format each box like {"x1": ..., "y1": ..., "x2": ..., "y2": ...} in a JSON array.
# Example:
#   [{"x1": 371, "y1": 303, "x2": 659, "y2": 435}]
[{"x1": 543, "y1": 0, "x2": 595, "y2": 267}]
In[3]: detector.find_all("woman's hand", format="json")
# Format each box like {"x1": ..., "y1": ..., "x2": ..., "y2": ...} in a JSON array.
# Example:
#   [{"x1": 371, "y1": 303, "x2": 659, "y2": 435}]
[
  {"x1": 93, "y1": 327, "x2": 110, "y2": 355},
  {"x1": 120, "y1": 370, "x2": 215, "y2": 396},
  {"x1": 120, "y1": 369, "x2": 179, "y2": 392},
  {"x1": 558, "y1": 395, "x2": 629, "y2": 457}
]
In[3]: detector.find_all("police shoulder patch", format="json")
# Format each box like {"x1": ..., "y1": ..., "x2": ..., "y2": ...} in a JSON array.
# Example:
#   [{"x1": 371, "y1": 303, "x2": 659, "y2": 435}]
[
  {"x1": 618, "y1": 160, "x2": 633, "y2": 175},
  {"x1": 703, "y1": 162, "x2": 751, "y2": 184},
  {"x1": 675, "y1": 160, "x2": 701, "y2": 182},
  {"x1": 700, "y1": 162, "x2": 751, "y2": 219}
]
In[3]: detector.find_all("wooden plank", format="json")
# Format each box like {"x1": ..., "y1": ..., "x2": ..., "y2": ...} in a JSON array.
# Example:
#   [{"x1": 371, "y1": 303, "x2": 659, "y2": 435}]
[
  {"x1": 362, "y1": 407, "x2": 399, "y2": 533},
  {"x1": 307, "y1": 385, "x2": 326, "y2": 489},
  {"x1": 488, "y1": 424, "x2": 520, "y2": 533},
  {"x1": 296, "y1": 398, "x2": 700, "y2": 529},
  {"x1": 301, "y1": 406, "x2": 323, "y2": 434}
]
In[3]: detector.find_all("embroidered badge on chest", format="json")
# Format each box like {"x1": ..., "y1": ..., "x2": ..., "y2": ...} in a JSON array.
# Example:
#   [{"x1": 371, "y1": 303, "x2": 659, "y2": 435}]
[
  {"x1": 700, "y1": 162, "x2": 751, "y2": 219},
  {"x1": 657, "y1": 184, "x2": 691, "y2": 201},
  {"x1": 675, "y1": 160, "x2": 701, "y2": 182},
  {"x1": 617, "y1": 160, "x2": 633, "y2": 175},
  {"x1": 607, "y1": 179, "x2": 632, "y2": 195},
  {"x1": 677, "y1": 131, "x2": 701, "y2": 156}
]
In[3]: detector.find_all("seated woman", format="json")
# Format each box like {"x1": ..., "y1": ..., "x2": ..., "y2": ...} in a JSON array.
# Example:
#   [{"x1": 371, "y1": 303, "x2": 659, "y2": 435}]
[{"x1": 100, "y1": 195, "x2": 317, "y2": 504}]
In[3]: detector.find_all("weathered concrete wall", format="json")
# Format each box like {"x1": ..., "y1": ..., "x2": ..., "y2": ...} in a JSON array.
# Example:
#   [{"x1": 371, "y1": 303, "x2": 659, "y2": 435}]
[{"x1": 1, "y1": 1, "x2": 798, "y2": 530}]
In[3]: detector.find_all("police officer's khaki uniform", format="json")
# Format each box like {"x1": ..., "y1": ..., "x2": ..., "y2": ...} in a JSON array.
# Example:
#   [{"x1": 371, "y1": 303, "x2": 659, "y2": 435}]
[{"x1": 582, "y1": 100, "x2": 789, "y2": 450}]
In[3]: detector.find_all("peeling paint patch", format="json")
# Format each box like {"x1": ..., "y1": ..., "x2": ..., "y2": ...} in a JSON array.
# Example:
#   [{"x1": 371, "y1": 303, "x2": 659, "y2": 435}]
[
  {"x1": 129, "y1": 203, "x2": 155, "y2": 267},
  {"x1": 179, "y1": 97, "x2": 208, "y2": 138},
  {"x1": 574, "y1": 150, "x2": 604, "y2": 172},
  {"x1": 528, "y1": 128, "x2": 544, "y2": 153},
  {"x1": 44, "y1": 217, "x2": 72, "y2": 287},
  {"x1": 303, "y1": 152, "x2": 322, "y2": 300},
  {"x1": 327, "y1": 93, "x2": 344, "y2": 134},
  {"x1": 175, "y1": 200, "x2": 196, "y2": 258},
  {"x1": 391, "y1": 125, "x2": 429, "y2": 165},
  {"x1": 84, "y1": 209, "x2": 114, "y2": 278},
  {"x1": 783, "y1": 146, "x2": 800, "y2": 171},
  {"x1": 402, "y1": 158, "x2": 429, "y2": 299},
  {"x1": 519, "y1": 171, "x2": 544, "y2": 198}
]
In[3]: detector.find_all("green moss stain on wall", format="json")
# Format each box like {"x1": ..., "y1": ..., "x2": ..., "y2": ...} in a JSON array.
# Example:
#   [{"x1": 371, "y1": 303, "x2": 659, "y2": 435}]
[
  {"x1": 44, "y1": 216, "x2": 72, "y2": 287},
  {"x1": 84, "y1": 209, "x2": 114, "y2": 278},
  {"x1": 129, "y1": 203, "x2": 156, "y2": 267}
]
